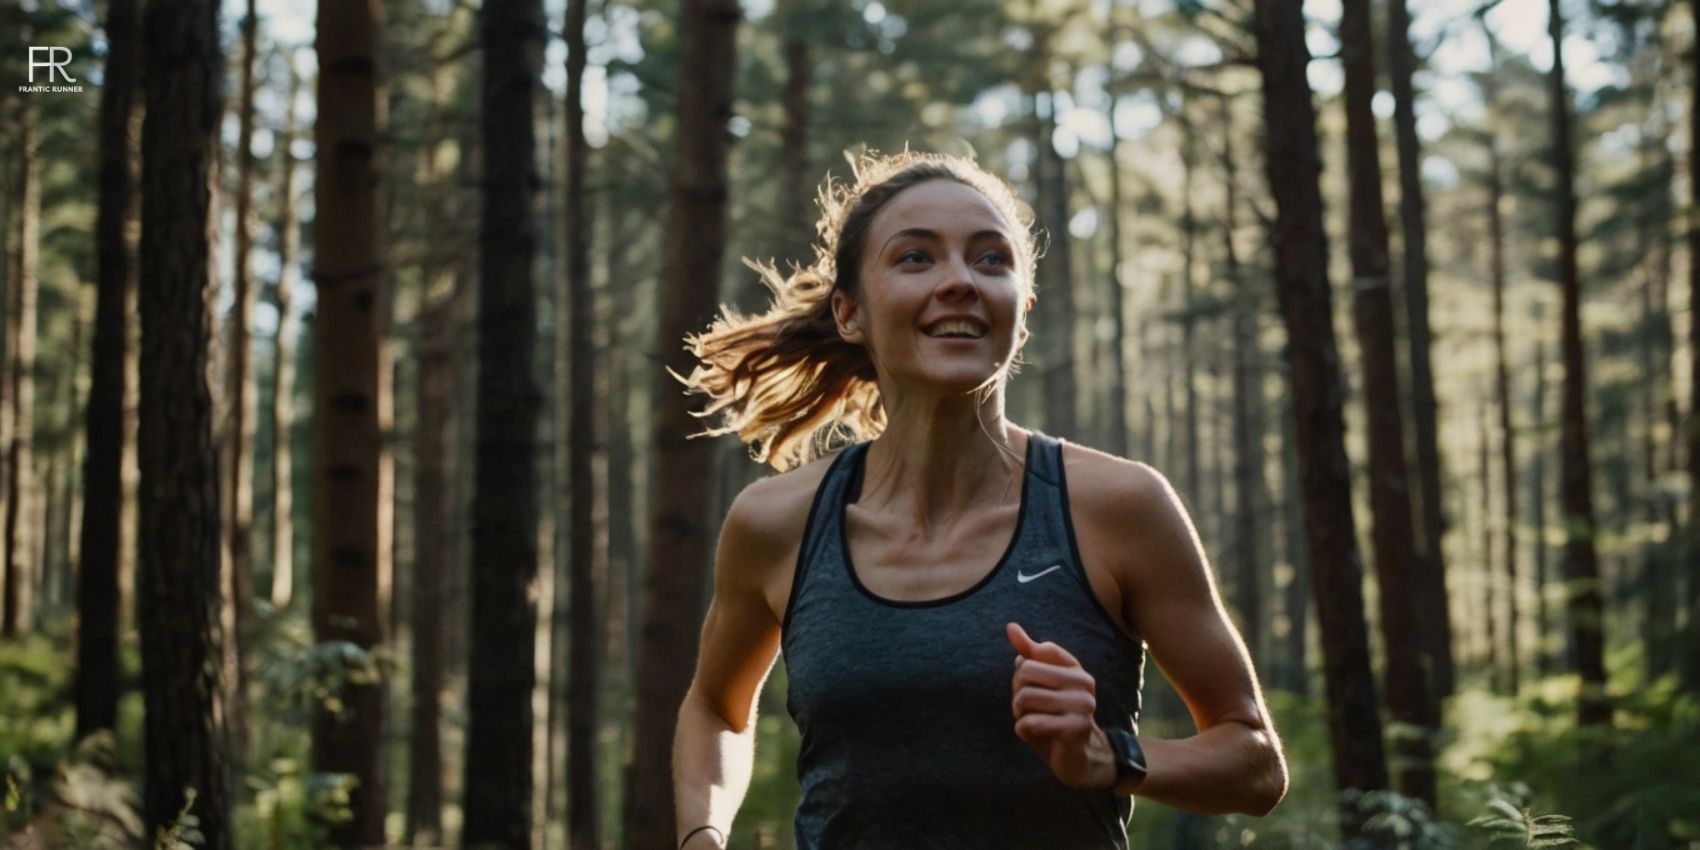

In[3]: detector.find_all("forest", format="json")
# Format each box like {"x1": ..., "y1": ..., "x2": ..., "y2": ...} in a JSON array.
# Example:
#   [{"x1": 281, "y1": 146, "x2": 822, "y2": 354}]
[{"x1": 0, "y1": 0, "x2": 1696, "y2": 847}]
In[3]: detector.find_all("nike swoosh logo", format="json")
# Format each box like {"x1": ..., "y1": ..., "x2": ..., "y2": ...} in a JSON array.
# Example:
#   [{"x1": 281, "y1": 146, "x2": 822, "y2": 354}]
[{"x1": 1017, "y1": 564, "x2": 1063, "y2": 583}]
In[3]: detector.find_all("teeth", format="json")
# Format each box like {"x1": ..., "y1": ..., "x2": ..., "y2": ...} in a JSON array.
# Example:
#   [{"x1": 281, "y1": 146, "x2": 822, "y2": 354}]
[{"x1": 926, "y1": 320, "x2": 986, "y2": 338}]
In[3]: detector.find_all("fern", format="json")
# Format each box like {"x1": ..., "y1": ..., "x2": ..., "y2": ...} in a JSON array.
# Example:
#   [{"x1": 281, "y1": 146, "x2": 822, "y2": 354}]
[{"x1": 1468, "y1": 796, "x2": 1580, "y2": 848}]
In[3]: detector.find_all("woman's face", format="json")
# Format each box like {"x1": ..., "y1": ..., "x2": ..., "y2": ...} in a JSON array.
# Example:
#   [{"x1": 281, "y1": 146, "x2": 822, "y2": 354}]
[{"x1": 832, "y1": 179, "x2": 1033, "y2": 398}]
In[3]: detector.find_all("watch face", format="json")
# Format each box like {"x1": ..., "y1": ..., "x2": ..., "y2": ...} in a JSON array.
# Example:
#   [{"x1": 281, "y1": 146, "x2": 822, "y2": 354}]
[{"x1": 1113, "y1": 729, "x2": 1147, "y2": 778}]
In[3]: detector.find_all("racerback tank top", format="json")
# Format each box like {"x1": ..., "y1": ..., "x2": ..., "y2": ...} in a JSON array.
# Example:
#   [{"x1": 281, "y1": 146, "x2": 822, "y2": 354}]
[{"x1": 780, "y1": 430, "x2": 1148, "y2": 849}]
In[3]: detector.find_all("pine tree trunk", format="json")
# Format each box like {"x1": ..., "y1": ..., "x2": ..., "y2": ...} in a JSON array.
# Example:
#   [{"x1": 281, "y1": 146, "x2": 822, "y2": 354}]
[
  {"x1": 3, "y1": 98, "x2": 40, "y2": 639},
  {"x1": 1386, "y1": 0, "x2": 1454, "y2": 701},
  {"x1": 221, "y1": 0, "x2": 260, "y2": 769},
  {"x1": 137, "y1": 0, "x2": 234, "y2": 842},
  {"x1": 1547, "y1": 0, "x2": 1611, "y2": 727},
  {"x1": 1480, "y1": 404, "x2": 1499, "y2": 688},
  {"x1": 1486, "y1": 108, "x2": 1521, "y2": 695},
  {"x1": 75, "y1": 0, "x2": 139, "y2": 740},
  {"x1": 1532, "y1": 327, "x2": 1552, "y2": 676},
  {"x1": 563, "y1": 0, "x2": 604, "y2": 845},
  {"x1": 1253, "y1": 0, "x2": 1391, "y2": 834},
  {"x1": 312, "y1": 0, "x2": 389, "y2": 841},
  {"x1": 1178, "y1": 107, "x2": 1200, "y2": 502},
  {"x1": 1685, "y1": 0, "x2": 1700, "y2": 690},
  {"x1": 465, "y1": 0, "x2": 545, "y2": 844},
  {"x1": 624, "y1": 2, "x2": 740, "y2": 848},
  {"x1": 1278, "y1": 383, "x2": 1310, "y2": 696},
  {"x1": 1104, "y1": 93, "x2": 1129, "y2": 459},
  {"x1": 1340, "y1": 0, "x2": 1437, "y2": 805},
  {"x1": 1220, "y1": 96, "x2": 1262, "y2": 664},
  {"x1": 269, "y1": 54, "x2": 301, "y2": 611},
  {"x1": 1033, "y1": 78, "x2": 1077, "y2": 439},
  {"x1": 778, "y1": 0, "x2": 811, "y2": 260}
]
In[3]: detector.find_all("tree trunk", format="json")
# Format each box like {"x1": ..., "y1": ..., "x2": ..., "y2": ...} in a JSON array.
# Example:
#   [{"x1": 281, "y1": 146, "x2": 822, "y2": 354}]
[
  {"x1": 221, "y1": 0, "x2": 260, "y2": 769},
  {"x1": 404, "y1": 70, "x2": 452, "y2": 847},
  {"x1": 1278, "y1": 379, "x2": 1310, "y2": 695},
  {"x1": 1253, "y1": 0, "x2": 1391, "y2": 836},
  {"x1": 1480, "y1": 404, "x2": 1499, "y2": 688},
  {"x1": 75, "y1": 0, "x2": 139, "y2": 740},
  {"x1": 137, "y1": 0, "x2": 234, "y2": 842},
  {"x1": 1532, "y1": 325, "x2": 1552, "y2": 676},
  {"x1": 270, "y1": 53, "x2": 301, "y2": 611},
  {"x1": 1386, "y1": 0, "x2": 1454, "y2": 702},
  {"x1": 1104, "y1": 90, "x2": 1129, "y2": 459},
  {"x1": 778, "y1": 0, "x2": 811, "y2": 261},
  {"x1": 1547, "y1": 0, "x2": 1611, "y2": 727},
  {"x1": 1178, "y1": 105, "x2": 1200, "y2": 503},
  {"x1": 1221, "y1": 95, "x2": 1263, "y2": 665},
  {"x1": 1340, "y1": 0, "x2": 1437, "y2": 805},
  {"x1": 624, "y1": 1, "x2": 740, "y2": 848},
  {"x1": 312, "y1": 0, "x2": 389, "y2": 842},
  {"x1": 1686, "y1": 0, "x2": 1700, "y2": 690},
  {"x1": 1485, "y1": 99, "x2": 1520, "y2": 695},
  {"x1": 3, "y1": 97, "x2": 40, "y2": 639},
  {"x1": 563, "y1": 0, "x2": 604, "y2": 846},
  {"x1": 1033, "y1": 80, "x2": 1077, "y2": 439},
  {"x1": 465, "y1": 0, "x2": 544, "y2": 844}
]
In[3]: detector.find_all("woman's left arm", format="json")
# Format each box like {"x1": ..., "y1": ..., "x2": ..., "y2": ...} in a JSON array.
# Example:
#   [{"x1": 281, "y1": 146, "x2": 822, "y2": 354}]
[{"x1": 1105, "y1": 460, "x2": 1287, "y2": 815}]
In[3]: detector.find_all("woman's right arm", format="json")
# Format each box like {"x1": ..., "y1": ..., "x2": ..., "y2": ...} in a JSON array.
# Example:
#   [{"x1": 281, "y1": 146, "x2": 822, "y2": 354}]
[{"x1": 673, "y1": 481, "x2": 793, "y2": 849}]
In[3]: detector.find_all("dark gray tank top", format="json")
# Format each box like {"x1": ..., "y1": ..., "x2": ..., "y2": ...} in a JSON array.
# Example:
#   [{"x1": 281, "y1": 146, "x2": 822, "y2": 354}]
[{"x1": 781, "y1": 430, "x2": 1147, "y2": 849}]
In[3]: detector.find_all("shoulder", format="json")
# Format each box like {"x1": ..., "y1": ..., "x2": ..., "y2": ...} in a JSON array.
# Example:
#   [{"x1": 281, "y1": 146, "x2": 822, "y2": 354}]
[
  {"x1": 1058, "y1": 442, "x2": 1199, "y2": 578},
  {"x1": 716, "y1": 446, "x2": 847, "y2": 580},
  {"x1": 1058, "y1": 442, "x2": 1181, "y2": 526}
]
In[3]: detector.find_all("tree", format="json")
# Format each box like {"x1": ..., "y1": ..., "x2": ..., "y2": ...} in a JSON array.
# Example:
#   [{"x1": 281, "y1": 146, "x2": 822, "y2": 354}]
[
  {"x1": 1547, "y1": 0, "x2": 1611, "y2": 727},
  {"x1": 1252, "y1": 0, "x2": 1390, "y2": 837},
  {"x1": 625, "y1": 1, "x2": 742, "y2": 847},
  {"x1": 1340, "y1": 0, "x2": 1438, "y2": 807},
  {"x1": 136, "y1": 0, "x2": 234, "y2": 842},
  {"x1": 562, "y1": 0, "x2": 604, "y2": 848},
  {"x1": 1386, "y1": 0, "x2": 1455, "y2": 700},
  {"x1": 3, "y1": 95, "x2": 40, "y2": 639},
  {"x1": 312, "y1": 0, "x2": 389, "y2": 841},
  {"x1": 1687, "y1": 0, "x2": 1700, "y2": 689},
  {"x1": 74, "y1": 0, "x2": 139, "y2": 740},
  {"x1": 269, "y1": 50, "x2": 301, "y2": 611},
  {"x1": 464, "y1": 0, "x2": 545, "y2": 844}
]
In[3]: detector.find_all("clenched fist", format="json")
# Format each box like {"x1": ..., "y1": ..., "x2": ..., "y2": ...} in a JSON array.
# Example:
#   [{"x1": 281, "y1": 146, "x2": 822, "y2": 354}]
[{"x1": 1007, "y1": 621, "x2": 1116, "y2": 791}]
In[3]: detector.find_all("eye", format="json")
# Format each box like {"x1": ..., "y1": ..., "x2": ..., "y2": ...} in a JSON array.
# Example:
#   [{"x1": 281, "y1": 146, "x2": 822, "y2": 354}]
[
  {"x1": 897, "y1": 249, "x2": 931, "y2": 265},
  {"x1": 977, "y1": 250, "x2": 1009, "y2": 267}
]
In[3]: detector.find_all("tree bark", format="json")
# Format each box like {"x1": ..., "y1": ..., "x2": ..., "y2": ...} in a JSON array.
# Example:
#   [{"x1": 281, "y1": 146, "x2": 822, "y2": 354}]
[
  {"x1": 1532, "y1": 324, "x2": 1552, "y2": 676},
  {"x1": 1547, "y1": 0, "x2": 1611, "y2": 727},
  {"x1": 137, "y1": 0, "x2": 234, "y2": 842},
  {"x1": 1686, "y1": 0, "x2": 1700, "y2": 690},
  {"x1": 3, "y1": 97, "x2": 40, "y2": 639},
  {"x1": 1220, "y1": 95, "x2": 1263, "y2": 666},
  {"x1": 624, "y1": 1, "x2": 741, "y2": 848},
  {"x1": 75, "y1": 0, "x2": 140, "y2": 740},
  {"x1": 222, "y1": 0, "x2": 260, "y2": 768},
  {"x1": 1386, "y1": 0, "x2": 1454, "y2": 701},
  {"x1": 312, "y1": 0, "x2": 389, "y2": 842},
  {"x1": 563, "y1": 0, "x2": 604, "y2": 846},
  {"x1": 269, "y1": 52, "x2": 301, "y2": 611},
  {"x1": 464, "y1": 0, "x2": 544, "y2": 844},
  {"x1": 1253, "y1": 0, "x2": 1390, "y2": 835},
  {"x1": 1033, "y1": 77, "x2": 1077, "y2": 439},
  {"x1": 1340, "y1": 0, "x2": 1437, "y2": 806},
  {"x1": 1484, "y1": 91, "x2": 1520, "y2": 695}
]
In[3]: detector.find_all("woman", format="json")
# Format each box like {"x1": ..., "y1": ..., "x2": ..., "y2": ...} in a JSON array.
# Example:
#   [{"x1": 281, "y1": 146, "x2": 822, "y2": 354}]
[{"x1": 671, "y1": 150, "x2": 1287, "y2": 849}]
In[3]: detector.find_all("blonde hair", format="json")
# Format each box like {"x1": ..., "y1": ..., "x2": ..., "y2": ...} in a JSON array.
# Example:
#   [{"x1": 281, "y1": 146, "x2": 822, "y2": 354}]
[{"x1": 674, "y1": 148, "x2": 1040, "y2": 472}]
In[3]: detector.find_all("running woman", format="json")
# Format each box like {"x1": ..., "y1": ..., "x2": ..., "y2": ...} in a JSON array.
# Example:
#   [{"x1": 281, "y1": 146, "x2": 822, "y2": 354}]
[{"x1": 671, "y1": 149, "x2": 1288, "y2": 849}]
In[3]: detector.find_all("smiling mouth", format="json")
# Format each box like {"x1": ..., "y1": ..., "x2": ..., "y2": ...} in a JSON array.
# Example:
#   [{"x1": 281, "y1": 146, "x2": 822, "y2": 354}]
[{"x1": 923, "y1": 319, "x2": 988, "y2": 339}]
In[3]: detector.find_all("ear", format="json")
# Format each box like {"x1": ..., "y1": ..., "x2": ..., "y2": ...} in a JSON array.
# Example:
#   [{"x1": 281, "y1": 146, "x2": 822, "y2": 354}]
[{"x1": 832, "y1": 289, "x2": 865, "y2": 344}]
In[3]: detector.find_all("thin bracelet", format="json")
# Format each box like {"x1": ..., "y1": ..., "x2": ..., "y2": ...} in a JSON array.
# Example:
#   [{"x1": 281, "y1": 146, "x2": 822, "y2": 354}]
[{"x1": 679, "y1": 824, "x2": 724, "y2": 849}]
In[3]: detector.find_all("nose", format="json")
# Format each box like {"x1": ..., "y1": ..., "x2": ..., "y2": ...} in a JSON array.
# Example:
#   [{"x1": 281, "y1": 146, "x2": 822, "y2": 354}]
[{"x1": 936, "y1": 255, "x2": 979, "y2": 302}]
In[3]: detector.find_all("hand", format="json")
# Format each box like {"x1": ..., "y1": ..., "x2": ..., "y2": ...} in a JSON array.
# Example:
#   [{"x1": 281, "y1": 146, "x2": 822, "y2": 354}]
[{"x1": 1007, "y1": 622, "x2": 1117, "y2": 790}]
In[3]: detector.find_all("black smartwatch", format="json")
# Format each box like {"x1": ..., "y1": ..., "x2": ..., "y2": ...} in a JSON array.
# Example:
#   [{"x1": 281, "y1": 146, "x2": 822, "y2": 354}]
[{"x1": 1104, "y1": 727, "x2": 1148, "y2": 792}]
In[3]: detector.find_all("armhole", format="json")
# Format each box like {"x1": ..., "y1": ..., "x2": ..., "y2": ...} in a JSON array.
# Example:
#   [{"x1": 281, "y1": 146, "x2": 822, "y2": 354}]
[
  {"x1": 1055, "y1": 440, "x2": 1146, "y2": 655},
  {"x1": 780, "y1": 448, "x2": 853, "y2": 644}
]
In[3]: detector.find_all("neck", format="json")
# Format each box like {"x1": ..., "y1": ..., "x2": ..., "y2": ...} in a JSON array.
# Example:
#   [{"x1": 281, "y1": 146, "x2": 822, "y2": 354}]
[{"x1": 859, "y1": 386, "x2": 1024, "y2": 537}]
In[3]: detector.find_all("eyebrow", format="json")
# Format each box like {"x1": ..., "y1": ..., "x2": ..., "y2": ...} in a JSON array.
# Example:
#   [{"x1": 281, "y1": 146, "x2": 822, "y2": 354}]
[{"x1": 879, "y1": 227, "x2": 1013, "y2": 256}]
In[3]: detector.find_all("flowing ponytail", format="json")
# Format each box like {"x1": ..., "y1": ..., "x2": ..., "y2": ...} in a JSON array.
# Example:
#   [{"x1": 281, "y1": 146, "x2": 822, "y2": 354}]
[{"x1": 676, "y1": 148, "x2": 1038, "y2": 472}]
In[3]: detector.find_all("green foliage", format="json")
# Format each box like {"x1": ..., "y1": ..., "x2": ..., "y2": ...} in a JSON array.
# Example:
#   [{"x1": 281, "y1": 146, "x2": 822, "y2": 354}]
[{"x1": 1468, "y1": 792, "x2": 1579, "y2": 848}]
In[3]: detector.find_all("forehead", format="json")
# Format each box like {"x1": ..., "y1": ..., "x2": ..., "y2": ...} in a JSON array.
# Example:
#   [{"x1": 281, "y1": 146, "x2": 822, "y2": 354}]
[{"x1": 865, "y1": 179, "x2": 1015, "y2": 249}]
